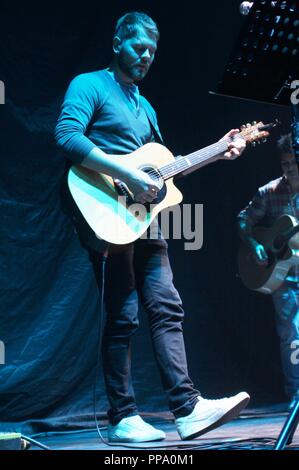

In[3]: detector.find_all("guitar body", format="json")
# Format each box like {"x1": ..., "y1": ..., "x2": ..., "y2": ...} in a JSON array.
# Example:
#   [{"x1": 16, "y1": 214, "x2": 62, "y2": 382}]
[
  {"x1": 238, "y1": 215, "x2": 299, "y2": 294},
  {"x1": 68, "y1": 142, "x2": 183, "y2": 244}
]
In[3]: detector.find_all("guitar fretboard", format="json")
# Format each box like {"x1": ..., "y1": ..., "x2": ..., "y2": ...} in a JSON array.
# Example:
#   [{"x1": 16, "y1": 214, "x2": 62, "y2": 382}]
[{"x1": 159, "y1": 137, "x2": 235, "y2": 180}]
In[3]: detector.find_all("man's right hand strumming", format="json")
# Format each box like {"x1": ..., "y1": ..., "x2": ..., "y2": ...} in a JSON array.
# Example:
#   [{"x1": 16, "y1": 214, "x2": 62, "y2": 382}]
[
  {"x1": 123, "y1": 168, "x2": 159, "y2": 204},
  {"x1": 238, "y1": 218, "x2": 268, "y2": 266},
  {"x1": 81, "y1": 147, "x2": 159, "y2": 204}
]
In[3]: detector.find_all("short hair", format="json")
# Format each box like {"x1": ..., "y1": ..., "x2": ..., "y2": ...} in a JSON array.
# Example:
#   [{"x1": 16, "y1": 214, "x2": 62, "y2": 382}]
[
  {"x1": 277, "y1": 133, "x2": 294, "y2": 155},
  {"x1": 113, "y1": 12, "x2": 160, "y2": 42}
]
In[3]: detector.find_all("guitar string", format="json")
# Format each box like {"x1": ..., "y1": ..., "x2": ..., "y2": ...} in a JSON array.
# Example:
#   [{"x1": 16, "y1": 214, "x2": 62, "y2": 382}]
[
  {"x1": 115, "y1": 130, "x2": 260, "y2": 201},
  {"x1": 144, "y1": 138, "x2": 231, "y2": 183},
  {"x1": 145, "y1": 130, "x2": 256, "y2": 181},
  {"x1": 159, "y1": 139, "x2": 230, "y2": 179},
  {"x1": 118, "y1": 128, "x2": 261, "y2": 189}
]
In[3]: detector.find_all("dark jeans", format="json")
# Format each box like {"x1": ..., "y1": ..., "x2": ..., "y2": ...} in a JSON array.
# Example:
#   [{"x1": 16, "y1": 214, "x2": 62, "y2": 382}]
[{"x1": 88, "y1": 234, "x2": 200, "y2": 424}]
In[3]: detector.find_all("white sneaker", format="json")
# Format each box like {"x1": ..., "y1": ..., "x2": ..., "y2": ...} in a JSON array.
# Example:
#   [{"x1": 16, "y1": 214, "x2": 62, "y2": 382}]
[
  {"x1": 175, "y1": 391, "x2": 250, "y2": 440},
  {"x1": 108, "y1": 415, "x2": 166, "y2": 443}
]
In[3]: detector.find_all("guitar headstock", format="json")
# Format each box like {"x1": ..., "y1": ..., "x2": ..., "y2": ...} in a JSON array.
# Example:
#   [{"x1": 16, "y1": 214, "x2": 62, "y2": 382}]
[{"x1": 239, "y1": 119, "x2": 280, "y2": 146}]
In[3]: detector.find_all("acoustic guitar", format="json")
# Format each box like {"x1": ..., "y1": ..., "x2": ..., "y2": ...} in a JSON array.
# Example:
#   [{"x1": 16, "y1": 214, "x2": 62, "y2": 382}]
[
  {"x1": 68, "y1": 121, "x2": 275, "y2": 245},
  {"x1": 238, "y1": 214, "x2": 299, "y2": 294}
]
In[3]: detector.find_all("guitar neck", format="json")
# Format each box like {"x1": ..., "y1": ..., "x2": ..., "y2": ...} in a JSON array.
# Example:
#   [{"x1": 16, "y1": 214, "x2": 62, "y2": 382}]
[{"x1": 159, "y1": 136, "x2": 236, "y2": 180}]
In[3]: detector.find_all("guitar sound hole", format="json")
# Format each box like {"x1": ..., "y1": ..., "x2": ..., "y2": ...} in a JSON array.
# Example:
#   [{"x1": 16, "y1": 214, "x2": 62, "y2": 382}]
[{"x1": 141, "y1": 166, "x2": 164, "y2": 190}]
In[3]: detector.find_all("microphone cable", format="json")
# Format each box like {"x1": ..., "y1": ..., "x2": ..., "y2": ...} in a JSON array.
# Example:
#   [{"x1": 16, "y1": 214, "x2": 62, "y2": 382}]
[{"x1": 93, "y1": 246, "x2": 111, "y2": 445}]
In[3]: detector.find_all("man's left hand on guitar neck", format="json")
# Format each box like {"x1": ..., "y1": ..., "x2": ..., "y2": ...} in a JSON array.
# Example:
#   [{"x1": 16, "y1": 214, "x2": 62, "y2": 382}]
[{"x1": 220, "y1": 128, "x2": 246, "y2": 160}]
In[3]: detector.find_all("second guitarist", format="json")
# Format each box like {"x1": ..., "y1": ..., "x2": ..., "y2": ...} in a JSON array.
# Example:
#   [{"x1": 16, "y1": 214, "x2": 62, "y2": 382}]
[{"x1": 237, "y1": 133, "x2": 299, "y2": 410}]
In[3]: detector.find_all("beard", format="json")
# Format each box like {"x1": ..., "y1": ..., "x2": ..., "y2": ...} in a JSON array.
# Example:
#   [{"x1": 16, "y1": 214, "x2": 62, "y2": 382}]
[{"x1": 117, "y1": 51, "x2": 149, "y2": 82}]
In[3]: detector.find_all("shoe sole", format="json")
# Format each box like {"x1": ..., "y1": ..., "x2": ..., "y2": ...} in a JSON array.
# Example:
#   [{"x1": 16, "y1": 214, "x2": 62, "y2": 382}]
[
  {"x1": 181, "y1": 393, "x2": 250, "y2": 440},
  {"x1": 108, "y1": 435, "x2": 166, "y2": 443}
]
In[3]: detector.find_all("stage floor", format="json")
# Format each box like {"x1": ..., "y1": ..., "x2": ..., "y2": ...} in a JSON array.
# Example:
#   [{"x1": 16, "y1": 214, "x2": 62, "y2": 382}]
[{"x1": 28, "y1": 405, "x2": 299, "y2": 451}]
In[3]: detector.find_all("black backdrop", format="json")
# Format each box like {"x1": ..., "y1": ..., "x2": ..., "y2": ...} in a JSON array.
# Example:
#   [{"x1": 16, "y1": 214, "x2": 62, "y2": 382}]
[{"x1": 0, "y1": 0, "x2": 291, "y2": 433}]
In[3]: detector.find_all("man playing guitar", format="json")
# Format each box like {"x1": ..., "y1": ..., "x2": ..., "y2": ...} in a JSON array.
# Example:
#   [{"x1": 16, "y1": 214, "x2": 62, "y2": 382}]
[
  {"x1": 55, "y1": 11, "x2": 250, "y2": 443},
  {"x1": 238, "y1": 133, "x2": 299, "y2": 409}
]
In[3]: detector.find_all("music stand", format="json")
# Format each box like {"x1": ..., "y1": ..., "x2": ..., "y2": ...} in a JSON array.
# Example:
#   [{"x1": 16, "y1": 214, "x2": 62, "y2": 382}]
[
  {"x1": 214, "y1": 1, "x2": 298, "y2": 105},
  {"x1": 212, "y1": 0, "x2": 299, "y2": 449},
  {"x1": 274, "y1": 399, "x2": 299, "y2": 449}
]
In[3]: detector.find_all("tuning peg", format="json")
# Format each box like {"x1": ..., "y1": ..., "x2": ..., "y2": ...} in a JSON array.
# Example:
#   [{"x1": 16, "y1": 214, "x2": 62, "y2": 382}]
[
  {"x1": 262, "y1": 138, "x2": 268, "y2": 143},
  {"x1": 252, "y1": 121, "x2": 257, "y2": 125},
  {"x1": 251, "y1": 141, "x2": 257, "y2": 147},
  {"x1": 241, "y1": 124, "x2": 246, "y2": 130},
  {"x1": 246, "y1": 123, "x2": 251, "y2": 127}
]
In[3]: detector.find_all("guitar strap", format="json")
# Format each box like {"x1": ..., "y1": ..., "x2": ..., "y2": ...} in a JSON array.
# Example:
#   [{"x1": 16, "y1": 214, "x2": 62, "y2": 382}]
[
  {"x1": 139, "y1": 96, "x2": 165, "y2": 145},
  {"x1": 139, "y1": 97, "x2": 183, "y2": 178}
]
